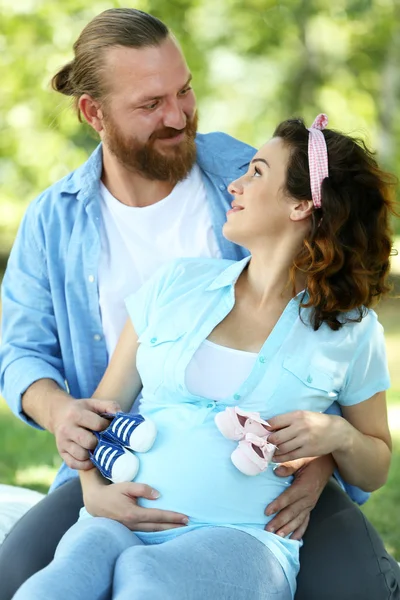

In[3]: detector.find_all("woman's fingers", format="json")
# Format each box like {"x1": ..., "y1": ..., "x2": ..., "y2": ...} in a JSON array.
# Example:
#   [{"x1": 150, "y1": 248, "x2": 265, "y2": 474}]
[
  {"x1": 122, "y1": 482, "x2": 161, "y2": 500},
  {"x1": 273, "y1": 437, "x2": 303, "y2": 457},
  {"x1": 134, "y1": 507, "x2": 189, "y2": 525},
  {"x1": 267, "y1": 427, "x2": 298, "y2": 447}
]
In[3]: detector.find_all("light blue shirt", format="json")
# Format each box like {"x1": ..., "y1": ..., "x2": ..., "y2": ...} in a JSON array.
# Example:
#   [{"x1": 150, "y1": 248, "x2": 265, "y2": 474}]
[{"x1": 116, "y1": 256, "x2": 390, "y2": 596}]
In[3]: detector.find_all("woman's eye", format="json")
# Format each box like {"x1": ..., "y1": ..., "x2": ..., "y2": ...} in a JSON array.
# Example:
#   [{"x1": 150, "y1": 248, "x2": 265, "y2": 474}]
[{"x1": 253, "y1": 167, "x2": 262, "y2": 177}]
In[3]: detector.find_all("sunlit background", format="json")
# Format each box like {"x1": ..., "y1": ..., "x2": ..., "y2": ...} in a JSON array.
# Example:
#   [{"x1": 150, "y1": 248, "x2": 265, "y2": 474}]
[{"x1": 1, "y1": 0, "x2": 399, "y2": 557}]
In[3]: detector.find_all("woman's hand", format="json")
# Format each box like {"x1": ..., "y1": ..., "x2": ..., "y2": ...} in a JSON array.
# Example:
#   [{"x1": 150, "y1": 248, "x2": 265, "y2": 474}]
[
  {"x1": 267, "y1": 411, "x2": 346, "y2": 463},
  {"x1": 82, "y1": 470, "x2": 189, "y2": 532}
]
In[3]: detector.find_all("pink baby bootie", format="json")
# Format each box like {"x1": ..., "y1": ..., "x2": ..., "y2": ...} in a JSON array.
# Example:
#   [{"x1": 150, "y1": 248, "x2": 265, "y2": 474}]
[
  {"x1": 231, "y1": 433, "x2": 276, "y2": 476},
  {"x1": 214, "y1": 406, "x2": 270, "y2": 441}
]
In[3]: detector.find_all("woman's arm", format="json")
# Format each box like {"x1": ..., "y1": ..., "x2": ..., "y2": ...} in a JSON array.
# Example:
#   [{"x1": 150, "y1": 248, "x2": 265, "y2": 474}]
[
  {"x1": 267, "y1": 391, "x2": 392, "y2": 493},
  {"x1": 92, "y1": 317, "x2": 142, "y2": 410},
  {"x1": 80, "y1": 317, "x2": 142, "y2": 496},
  {"x1": 79, "y1": 318, "x2": 189, "y2": 529},
  {"x1": 332, "y1": 391, "x2": 391, "y2": 491}
]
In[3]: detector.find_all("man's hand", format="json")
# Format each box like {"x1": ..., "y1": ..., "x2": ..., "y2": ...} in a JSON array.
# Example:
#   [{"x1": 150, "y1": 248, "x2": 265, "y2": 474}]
[
  {"x1": 83, "y1": 471, "x2": 189, "y2": 532},
  {"x1": 264, "y1": 454, "x2": 335, "y2": 540},
  {"x1": 51, "y1": 396, "x2": 121, "y2": 470}
]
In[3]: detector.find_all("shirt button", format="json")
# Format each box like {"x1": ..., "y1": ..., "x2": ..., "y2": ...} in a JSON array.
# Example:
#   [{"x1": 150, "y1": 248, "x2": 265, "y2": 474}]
[
  {"x1": 259, "y1": 355, "x2": 266, "y2": 364},
  {"x1": 233, "y1": 393, "x2": 241, "y2": 401},
  {"x1": 93, "y1": 334, "x2": 102, "y2": 342},
  {"x1": 307, "y1": 375, "x2": 313, "y2": 383},
  {"x1": 219, "y1": 184, "x2": 225, "y2": 190},
  {"x1": 88, "y1": 275, "x2": 95, "y2": 283},
  {"x1": 207, "y1": 402, "x2": 215, "y2": 409},
  {"x1": 150, "y1": 337, "x2": 157, "y2": 344}
]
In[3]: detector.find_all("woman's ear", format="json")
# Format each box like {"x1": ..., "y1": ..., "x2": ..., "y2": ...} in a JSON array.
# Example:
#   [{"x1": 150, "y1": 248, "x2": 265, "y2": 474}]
[{"x1": 289, "y1": 199, "x2": 314, "y2": 222}]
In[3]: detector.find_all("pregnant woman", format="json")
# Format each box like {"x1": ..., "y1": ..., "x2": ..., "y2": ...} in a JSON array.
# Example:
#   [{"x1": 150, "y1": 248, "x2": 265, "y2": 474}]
[{"x1": 14, "y1": 114, "x2": 395, "y2": 600}]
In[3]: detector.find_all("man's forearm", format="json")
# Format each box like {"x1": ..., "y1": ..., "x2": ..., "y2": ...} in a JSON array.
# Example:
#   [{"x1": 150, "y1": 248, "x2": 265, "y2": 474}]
[{"x1": 22, "y1": 378, "x2": 72, "y2": 432}]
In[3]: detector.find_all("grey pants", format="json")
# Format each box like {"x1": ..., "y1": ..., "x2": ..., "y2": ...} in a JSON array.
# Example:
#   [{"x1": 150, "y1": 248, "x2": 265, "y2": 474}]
[{"x1": 1, "y1": 478, "x2": 399, "y2": 600}]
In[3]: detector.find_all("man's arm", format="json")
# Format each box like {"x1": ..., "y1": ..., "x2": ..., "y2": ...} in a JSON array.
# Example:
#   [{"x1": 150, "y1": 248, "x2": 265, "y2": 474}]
[{"x1": 0, "y1": 203, "x2": 119, "y2": 468}]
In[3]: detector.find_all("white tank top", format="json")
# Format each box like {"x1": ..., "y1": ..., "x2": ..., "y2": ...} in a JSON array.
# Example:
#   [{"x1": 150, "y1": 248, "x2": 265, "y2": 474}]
[{"x1": 185, "y1": 339, "x2": 257, "y2": 400}]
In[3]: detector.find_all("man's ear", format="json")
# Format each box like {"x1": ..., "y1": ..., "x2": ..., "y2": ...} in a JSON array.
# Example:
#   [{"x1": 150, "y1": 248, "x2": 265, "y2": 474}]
[
  {"x1": 78, "y1": 94, "x2": 104, "y2": 133},
  {"x1": 289, "y1": 199, "x2": 314, "y2": 222}
]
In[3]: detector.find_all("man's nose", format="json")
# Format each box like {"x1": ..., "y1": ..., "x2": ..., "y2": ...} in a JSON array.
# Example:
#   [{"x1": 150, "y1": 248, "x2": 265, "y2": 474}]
[{"x1": 162, "y1": 99, "x2": 186, "y2": 130}]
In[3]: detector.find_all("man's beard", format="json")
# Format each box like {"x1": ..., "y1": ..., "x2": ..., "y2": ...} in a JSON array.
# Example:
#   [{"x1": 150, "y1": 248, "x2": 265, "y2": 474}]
[{"x1": 103, "y1": 112, "x2": 198, "y2": 185}]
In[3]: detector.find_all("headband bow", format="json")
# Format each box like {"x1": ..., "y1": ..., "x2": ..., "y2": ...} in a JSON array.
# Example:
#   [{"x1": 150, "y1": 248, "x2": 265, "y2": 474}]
[{"x1": 308, "y1": 113, "x2": 329, "y2": 208}]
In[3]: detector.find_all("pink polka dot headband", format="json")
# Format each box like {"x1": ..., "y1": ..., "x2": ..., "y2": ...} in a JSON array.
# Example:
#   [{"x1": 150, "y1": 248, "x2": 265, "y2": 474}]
[{"x1": 308, "y1": 113, "x2": 329, "y2": 208}]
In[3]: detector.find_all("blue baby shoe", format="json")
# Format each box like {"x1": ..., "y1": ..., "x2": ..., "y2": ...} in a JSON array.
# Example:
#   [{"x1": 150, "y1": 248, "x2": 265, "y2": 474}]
[
  {"x1": 101, "y1": 412, "x2": 157, "y2": 453},
  {"x1": 90, "y1": 432, "x2": 139, "y2": 484}
]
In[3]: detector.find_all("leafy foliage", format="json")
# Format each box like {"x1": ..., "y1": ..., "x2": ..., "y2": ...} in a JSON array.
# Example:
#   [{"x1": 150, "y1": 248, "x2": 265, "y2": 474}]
[{"x1": 1, "y1": 0, "x2": 399, "y2": 244}]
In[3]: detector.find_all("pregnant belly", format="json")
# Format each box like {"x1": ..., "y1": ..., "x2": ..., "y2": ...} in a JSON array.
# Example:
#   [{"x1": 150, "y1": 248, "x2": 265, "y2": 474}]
[{"x1": 136, "y1": 410, "x2": 292, "y2": 527}]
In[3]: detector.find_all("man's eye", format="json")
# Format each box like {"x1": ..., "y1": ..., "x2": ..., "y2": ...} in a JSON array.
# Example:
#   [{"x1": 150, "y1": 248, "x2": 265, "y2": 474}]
[
  {"x1": 179, "y1": 86, "x2": 192, "y2": 96},
  {"x1": 143, "y1": 101, "x2": 159, "y2": 110}
]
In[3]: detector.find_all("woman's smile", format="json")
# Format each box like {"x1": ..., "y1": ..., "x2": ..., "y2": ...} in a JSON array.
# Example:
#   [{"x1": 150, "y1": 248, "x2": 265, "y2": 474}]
[{"x1": 226, "y1": 202, "x2": 244, "y2": 216}]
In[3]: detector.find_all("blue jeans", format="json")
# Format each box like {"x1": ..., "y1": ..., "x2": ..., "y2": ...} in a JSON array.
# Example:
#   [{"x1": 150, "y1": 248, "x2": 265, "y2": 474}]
[{"x1": 13, "y1": 518, "x2": 292, "y2": 600}]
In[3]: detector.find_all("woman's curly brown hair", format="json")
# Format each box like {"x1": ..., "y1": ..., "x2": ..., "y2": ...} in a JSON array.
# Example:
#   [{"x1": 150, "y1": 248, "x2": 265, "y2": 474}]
[{"x1": 273, "y1": 118, "x2": 398, "y2": 331}]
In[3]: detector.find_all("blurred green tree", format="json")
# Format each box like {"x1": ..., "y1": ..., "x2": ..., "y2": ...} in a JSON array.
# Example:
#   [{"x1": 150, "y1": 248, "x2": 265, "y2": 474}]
[{"x1": 1, "y1": 0, "x2": 399, "y2": 254}]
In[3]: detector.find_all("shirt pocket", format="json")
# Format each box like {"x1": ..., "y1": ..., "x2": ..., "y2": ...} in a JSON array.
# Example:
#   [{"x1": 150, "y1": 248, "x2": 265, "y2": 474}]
[
  {"x1": 280, "y1": 356, "x2": 337, "y2": 412},
  {"x1": 136, "y1": 325, "x2": 187, "y2": 394}
]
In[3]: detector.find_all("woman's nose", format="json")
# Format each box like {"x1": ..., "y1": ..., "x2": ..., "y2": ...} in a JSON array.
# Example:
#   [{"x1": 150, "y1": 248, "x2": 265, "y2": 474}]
[{"x1": 228, "y1": 178, "x2": 243, "y2": 196}]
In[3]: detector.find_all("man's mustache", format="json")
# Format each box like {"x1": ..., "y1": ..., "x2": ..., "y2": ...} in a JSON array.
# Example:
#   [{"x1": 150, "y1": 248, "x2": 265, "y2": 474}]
[{"x1": 151, "y1": 127, "x2": 186, "y2": 140}]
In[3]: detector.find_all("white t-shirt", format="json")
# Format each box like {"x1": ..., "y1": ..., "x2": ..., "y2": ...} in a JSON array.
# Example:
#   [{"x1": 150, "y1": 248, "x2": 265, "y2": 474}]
[{"x1": 98, "y1": 165, "x2": 222, "y2": 357}]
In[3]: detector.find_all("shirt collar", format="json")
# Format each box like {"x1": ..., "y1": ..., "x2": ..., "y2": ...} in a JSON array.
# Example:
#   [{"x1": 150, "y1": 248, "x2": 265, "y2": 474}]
[
  {"x1": 195, "y1": 133, "x2": 255, "y2": 178},
  {"x1": 206, "y1": 256, "x2": 251, "y2": 291},
  {"x1": 60, "y1": 143, "x2": 103, "y2": 206}
]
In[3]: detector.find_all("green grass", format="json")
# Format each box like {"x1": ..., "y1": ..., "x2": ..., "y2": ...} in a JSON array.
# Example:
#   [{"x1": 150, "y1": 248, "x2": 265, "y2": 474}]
[
  {"x1": 361, "y1": 431, "x2": 400, "y2": 558},
  {"x1": 0, "y1": 400, "x2": 61, "y2": 494},
  {"x1": 0, "y1": 288, "x2": 399, "y2": 558}
]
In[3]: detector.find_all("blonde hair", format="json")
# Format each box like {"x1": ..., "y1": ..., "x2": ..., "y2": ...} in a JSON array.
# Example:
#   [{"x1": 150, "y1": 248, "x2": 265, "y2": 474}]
[{"x1": 51, "y1": 8, "x2": 169, "y2": 121}]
